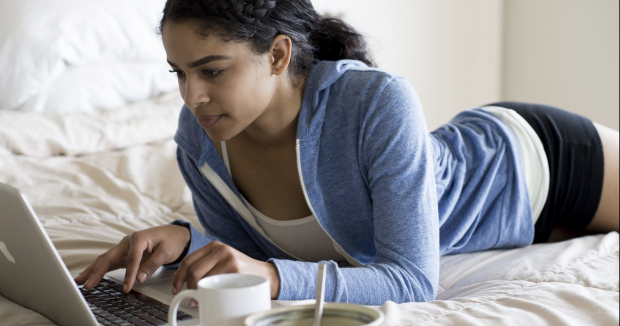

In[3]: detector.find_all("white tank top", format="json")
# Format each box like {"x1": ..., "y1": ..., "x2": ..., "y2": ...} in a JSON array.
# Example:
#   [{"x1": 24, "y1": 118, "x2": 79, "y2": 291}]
[
  {"x1": 221, "y1": 141, "x2": 346, "y2": 263},
  {"x1": 482, "y1": 107, "x2": 550, "y2": 224}
]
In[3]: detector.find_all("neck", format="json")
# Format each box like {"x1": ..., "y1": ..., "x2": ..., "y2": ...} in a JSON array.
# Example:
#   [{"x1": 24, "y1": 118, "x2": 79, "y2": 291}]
[{"x1": 240, "y1": 78, "x2": 306, "y2": 149}]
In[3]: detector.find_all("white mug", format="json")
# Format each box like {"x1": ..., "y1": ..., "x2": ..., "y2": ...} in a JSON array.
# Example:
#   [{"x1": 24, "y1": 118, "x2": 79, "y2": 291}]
[{"x1": 168, "y1": 274, "x2": 271, "y2": 326}]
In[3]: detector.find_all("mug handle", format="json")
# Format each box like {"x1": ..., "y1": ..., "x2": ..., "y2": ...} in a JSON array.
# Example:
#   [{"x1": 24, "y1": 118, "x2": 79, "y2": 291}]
[{"x1": 168, "y1": 290, "x2": 197, "y2": 326}]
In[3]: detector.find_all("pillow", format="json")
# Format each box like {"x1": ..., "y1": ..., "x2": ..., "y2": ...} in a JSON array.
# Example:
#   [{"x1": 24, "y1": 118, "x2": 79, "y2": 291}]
[
  {"x1": 0, "y1": 0, "x2": 176, "y2": 112},
  {"x1": 18, "y1": 62, "x2": 177, "y2": 113}
]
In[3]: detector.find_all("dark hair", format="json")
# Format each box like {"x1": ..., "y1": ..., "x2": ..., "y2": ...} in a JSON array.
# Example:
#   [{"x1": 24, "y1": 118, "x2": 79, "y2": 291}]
[{"x1": 158, "y1": 0, "x2": 375, "y2": 83}]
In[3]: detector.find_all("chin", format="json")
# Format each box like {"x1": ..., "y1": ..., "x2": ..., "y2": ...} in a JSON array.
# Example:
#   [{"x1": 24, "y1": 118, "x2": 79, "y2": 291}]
[{"x1": 204, "y1": 128, "x2": 237, "y2": 142}]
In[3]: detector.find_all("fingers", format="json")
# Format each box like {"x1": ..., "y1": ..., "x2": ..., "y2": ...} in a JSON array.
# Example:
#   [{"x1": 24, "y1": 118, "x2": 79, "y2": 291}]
[
  {"x1": 172, "y1": 242, "x2": 217, "y2": 294},
  {"x1": 130, "y1": 225, "x2": 191, "y2": 289},
  {"x1": 82, "y1": 241, "x2": 129, "y2": 289},
  {"x1": 123, "y1": 232, "x2": 149, "y2": 293},
  {"x1": 74, "y1": 257, "x2": 100, "y2": 285},
  {"x1": 135, "y1": 244, "x2": 174, "y2": 284},
  {"x1": 186, "y1": 261, "x2": 223, "y2": 291},
  {"x1": 188, "y1": 264, "x2": 232, "y2": 308},
  {"x1": 108, "y1": 257, "x2": 128, "y2": 272},
  {"x1": 170, "y1": 242, "x2": 265, "y2": 303},
  {"x1": 77, "y1": 225, "x2": 190, "y2": 294}
]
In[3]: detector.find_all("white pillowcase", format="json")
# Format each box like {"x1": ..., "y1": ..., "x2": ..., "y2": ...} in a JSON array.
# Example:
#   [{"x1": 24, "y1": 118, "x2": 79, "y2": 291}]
[
  {"x1": 0, "y1": 0, "x2": 178, "y2": 112},
  {"x1": 18, "y1": 62, "x2": 177, "y2": 113}
]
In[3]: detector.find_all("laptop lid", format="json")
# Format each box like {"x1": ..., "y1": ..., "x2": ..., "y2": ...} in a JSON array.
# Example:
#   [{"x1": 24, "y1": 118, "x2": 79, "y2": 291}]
[{"x1": 0, "y1": 182, "x2": 98, "y2": 326}]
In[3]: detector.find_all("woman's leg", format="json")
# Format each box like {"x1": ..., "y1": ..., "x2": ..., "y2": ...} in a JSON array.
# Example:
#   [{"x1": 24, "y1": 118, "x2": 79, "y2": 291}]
[{"x1": 586, "y1": 123, "x2": 620, "y2": 233}]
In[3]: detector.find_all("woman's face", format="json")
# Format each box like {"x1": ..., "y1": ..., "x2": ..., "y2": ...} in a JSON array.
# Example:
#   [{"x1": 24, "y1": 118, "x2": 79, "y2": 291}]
[{"x1": 162, "y1": 22, "x2": 276, "y2": 141}]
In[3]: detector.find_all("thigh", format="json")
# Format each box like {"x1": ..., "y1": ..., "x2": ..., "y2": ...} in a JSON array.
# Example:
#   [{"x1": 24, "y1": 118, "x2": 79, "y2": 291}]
[{"x1": 587, "y1": 123, "x2": 619, "y2": 233}]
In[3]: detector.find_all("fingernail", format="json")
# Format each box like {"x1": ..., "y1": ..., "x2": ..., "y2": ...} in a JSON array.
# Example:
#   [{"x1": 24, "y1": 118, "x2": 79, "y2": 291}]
[
  {"x1": 190, "y1": 299, "x2": 197, "y2": 308},
  {"x1": 172, "y1": 287, "x2": 178, "y2": 295},
  {"x1": 138, "y1": 272, "x2": 147, "y2": 283},
  {"x1": 123, "y1": 283, "x2": 128, "y2": 293}
]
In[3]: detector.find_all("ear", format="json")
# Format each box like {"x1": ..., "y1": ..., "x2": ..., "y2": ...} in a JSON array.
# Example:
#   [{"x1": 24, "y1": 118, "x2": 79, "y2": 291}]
[{"x1": 269, "y1": 34, "x2": 292, "y2": 76}]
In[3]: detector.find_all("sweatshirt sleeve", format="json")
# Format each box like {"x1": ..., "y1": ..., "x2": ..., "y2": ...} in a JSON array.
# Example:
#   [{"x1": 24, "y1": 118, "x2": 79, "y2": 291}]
[
  {"x1": 166, "y1": 145, "x2": 268, "y2": 268},
  {"x1": 269, "y1": 77, "x2": 440, "y2": 305}
]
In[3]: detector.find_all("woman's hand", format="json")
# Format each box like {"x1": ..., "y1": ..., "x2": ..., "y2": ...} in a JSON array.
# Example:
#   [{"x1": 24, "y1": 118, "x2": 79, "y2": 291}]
[
  {"x1": 172, "y1": 241, "x2": 281, "y2": 301},
  {"x1": 74, "y1": 225, "x2": 191, "y2": 293}
]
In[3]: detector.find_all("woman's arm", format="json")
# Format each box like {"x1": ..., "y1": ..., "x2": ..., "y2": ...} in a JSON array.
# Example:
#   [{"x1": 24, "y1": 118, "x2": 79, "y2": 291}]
[{"x1": 271, "y1": 78, "x2": 440, "y2": 305}]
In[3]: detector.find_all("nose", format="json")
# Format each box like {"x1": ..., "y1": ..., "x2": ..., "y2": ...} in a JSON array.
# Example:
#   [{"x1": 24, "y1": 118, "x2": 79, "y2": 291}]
[{"x1": 182, "y1": 76, "x2": 210, "y2": 110}]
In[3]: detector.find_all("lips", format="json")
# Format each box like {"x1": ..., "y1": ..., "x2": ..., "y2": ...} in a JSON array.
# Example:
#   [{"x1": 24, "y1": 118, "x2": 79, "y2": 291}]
[{"x1": 197, "y1": 115, "x2": 223, "y2": 128}]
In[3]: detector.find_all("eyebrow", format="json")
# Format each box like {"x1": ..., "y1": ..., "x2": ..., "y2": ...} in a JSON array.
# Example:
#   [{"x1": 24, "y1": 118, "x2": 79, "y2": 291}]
[{"x1": 167, "y1": 55, "x2": 232, "y2": 68}]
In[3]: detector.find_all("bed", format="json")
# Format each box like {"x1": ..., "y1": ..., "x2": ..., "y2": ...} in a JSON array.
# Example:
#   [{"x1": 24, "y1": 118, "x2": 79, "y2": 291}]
[{"x1": 0, "y1": 1, "x2": 618, "y2": 325}]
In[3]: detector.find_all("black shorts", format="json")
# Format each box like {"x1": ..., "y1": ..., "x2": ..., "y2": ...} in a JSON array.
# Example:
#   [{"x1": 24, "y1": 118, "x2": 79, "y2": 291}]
[{"x1": 485, "y1": 102, "x2": 605, "y2": 244}]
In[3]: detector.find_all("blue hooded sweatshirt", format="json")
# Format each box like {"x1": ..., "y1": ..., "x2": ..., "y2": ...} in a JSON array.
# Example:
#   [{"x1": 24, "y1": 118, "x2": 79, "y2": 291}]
[{"x1": 171, "y1": 60, "x2": 534, "y2": 305}]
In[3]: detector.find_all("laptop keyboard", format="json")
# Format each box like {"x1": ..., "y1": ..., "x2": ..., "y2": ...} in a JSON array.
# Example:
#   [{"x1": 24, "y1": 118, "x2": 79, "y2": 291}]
[{"x1": 79, "y1": 278, "x2": 194, "y2": 326}]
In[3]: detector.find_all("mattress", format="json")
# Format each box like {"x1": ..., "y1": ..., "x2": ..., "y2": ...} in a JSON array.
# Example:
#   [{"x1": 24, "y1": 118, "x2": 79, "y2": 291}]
[{"x1": 0, "y1": 93, "x2": 618, "y2": 325}]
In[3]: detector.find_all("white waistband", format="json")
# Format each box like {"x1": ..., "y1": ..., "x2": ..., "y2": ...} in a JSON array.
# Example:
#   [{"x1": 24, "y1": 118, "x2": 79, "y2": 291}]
[{"x1": 482, "y1": 106, "x2": 550, "y2": 224}]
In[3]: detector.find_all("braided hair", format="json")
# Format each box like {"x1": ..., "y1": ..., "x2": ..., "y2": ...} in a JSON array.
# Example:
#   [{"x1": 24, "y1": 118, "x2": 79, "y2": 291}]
[{"x1": 158, "y1": 0, "x2": 375, "y2": 83}]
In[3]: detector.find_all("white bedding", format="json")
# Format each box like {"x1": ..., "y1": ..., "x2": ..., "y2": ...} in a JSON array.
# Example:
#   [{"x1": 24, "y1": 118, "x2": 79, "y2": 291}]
[
  {"x1": 0, "y1": 93, "x2": 618, "y2": 325},
  {"x1": 0, "y1": 0, "x2": 176, "y2": 113}
]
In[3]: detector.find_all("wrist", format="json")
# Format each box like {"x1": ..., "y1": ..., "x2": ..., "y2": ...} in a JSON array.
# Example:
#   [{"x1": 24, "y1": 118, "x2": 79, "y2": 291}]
[
  {"x1": 169, "y1": 225, "x2": 191, "y2": 265},
  {"x1": 180, "y1": 226, "x2": 191, "y2": 256},
  {"x1": 267, "y1": 262, "x2": 281, "y2": 299}
]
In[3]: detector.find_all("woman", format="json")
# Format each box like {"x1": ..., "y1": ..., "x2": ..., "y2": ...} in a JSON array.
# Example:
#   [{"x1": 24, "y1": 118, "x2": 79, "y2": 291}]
[{"x1": 75, "y1": 0, "x2": 619, "y2": 306}]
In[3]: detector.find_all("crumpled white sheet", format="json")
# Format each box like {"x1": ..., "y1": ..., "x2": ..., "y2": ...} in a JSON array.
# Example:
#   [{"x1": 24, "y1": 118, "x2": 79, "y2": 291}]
[
  {"x1": 0, "y1": 94, "x2": 617, "y2": 325},
  {"x1": 381, "y1": 233, "x2": 619, "y2": 325},
  {"x1": 0, "y1": 91, "x2": 183, "y2": 157}
]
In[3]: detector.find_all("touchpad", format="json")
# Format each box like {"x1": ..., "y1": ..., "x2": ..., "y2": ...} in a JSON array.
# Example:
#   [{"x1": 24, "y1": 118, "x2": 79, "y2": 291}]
[
  {"x1": 106, "y1": 267, "x2": 176, "y2": 284},
  {"x1": 142, "y1": 267, "x2": 175, "y2": 284},
  {"x1": 106, "y1": 268, "x2": 188, "y2": 299}
]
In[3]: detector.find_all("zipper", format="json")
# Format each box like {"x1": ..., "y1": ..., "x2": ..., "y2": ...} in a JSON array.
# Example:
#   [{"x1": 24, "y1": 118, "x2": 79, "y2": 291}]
[{"x1": 296, "y1": 139, "x2": 362, "y2": 267}]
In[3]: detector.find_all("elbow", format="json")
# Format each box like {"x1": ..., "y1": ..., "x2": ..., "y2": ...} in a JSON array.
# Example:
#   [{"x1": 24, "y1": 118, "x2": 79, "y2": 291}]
[
  {"x1": 383, "y1": 265, "x2": 438, "y2": 304},
  {"x1": 402, "y1": 281, "x2": 437, "y2": 304},
  {"x1": 402, "y1": 264, "x2": 438, "y2": 303}
]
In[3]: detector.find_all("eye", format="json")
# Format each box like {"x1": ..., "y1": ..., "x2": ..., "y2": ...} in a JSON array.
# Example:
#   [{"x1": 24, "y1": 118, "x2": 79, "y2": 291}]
[
  {"x1": 169, "y1": 69, "x2": 186, "y2": 79},
  {"x1": 202, "y1": 69, "x2": 224, "y2": 79}
]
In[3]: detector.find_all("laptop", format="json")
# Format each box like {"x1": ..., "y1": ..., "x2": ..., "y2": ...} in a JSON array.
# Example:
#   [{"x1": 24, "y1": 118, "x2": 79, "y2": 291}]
[{"x1": 0, "y1": 182, "x2": 198, "y2": 326}]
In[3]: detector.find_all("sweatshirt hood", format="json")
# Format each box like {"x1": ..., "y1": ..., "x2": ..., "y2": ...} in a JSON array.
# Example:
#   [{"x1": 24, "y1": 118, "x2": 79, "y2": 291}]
[{"x1": 297, "y1": 60, "x2": 369, "y2": 140}]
